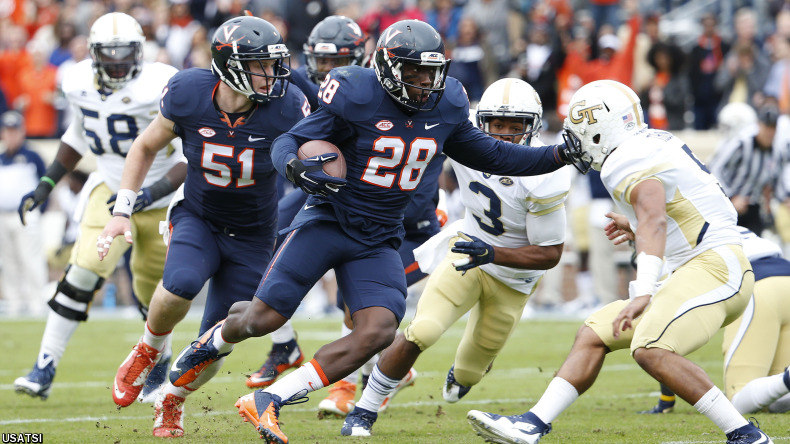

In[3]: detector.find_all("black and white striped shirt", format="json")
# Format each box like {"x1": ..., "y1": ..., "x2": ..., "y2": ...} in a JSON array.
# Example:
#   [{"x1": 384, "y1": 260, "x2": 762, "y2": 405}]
[{"x1": 708, "y1": 124, "x2": 786, "y2": 203}]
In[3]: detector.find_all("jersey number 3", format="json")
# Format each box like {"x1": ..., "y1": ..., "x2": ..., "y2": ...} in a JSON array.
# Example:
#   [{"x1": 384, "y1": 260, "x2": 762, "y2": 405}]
[{"x1": 361, "y1": 137, "x2": 437, "y2": 190}]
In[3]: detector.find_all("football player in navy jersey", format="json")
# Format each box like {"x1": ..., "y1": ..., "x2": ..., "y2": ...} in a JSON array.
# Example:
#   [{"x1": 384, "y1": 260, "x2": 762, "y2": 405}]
[
  {"x1": 97, "y1": 16, "x2": 310, "y2": 437},
  {"x1": 170, "y1": 19, "x2": 571, "y2": 443},
  {"x1": 249, "y1": 13, "x2": 436, "y2": 414}
]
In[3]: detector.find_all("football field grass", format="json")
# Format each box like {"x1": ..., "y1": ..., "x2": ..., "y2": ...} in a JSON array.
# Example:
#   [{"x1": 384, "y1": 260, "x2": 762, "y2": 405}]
[{"x1": 2, "y1": 317, "x2": 789, "y2": 443}]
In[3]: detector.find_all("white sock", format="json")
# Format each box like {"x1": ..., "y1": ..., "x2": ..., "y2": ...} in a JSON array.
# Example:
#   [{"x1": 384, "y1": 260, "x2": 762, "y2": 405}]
[
  {"x1": 338, "y1": 324, "x2": 359, "y2": 384},
  {"x1": 164, "y1": 382, "x2": 191, "y2": 399},
  {"x1": 39, "y1": 309, "x2": 79, "y2": 366},
  {"x1": 212, "y1": 323, "x2": 235, "y2": 354},
  {"x1": 355, "y1": 364, "x2": 401, "y2": 412},
  {"x1": 768, "y1": 392, "x2": 790, "y2": 413},
  {"x1": 574, "y1": 271, "x2": 595, "y2": 303},
  {"x1": 266, "y1": 359, "x2": 327, "y2": 401},
  {"x1": 360, "y1": 353, "x2": 379, "y2": 377},
  {"x1": 142, "y1": 321, "x2": 170, "y2": 351},
  {"x1": 530, "y1": 377, "x2": 579, "y2": 424},
  {"x1": 731, "y1": 372, "x2": 790, "y2": 414},
  {"x1": 184, "y1": 357, "x2": 225, "y2": 392},
  {"x1": 694, "y1": 386, "x2": 748, "y2": 434},
  {"x1": 270, "y1": 321, "x2": 295, "y2": 344}
]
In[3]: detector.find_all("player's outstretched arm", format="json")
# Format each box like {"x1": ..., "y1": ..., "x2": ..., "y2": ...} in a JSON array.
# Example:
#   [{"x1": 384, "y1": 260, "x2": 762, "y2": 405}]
[
  {"x1": 444, "y1": 120, "x2": 571, "y2": 177},
  {"x1": 612, "y1": 178, "x2": 666, "y2": 338},
  {"x1": 98, "y1": 112, "x2": 177, "y2": 259},
  {"x1": 18, "y1": 141, "x2": 82, "y2": 225}
]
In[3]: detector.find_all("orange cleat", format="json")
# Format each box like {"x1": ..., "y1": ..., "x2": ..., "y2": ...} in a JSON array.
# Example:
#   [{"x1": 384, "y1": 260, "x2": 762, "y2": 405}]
[
  {"x1": 236, "y1": 391, "x2": 289, "y2": 444},
  {"x1": 153, "y1": 393, "x2": 185, "y2": 438},
  {"x1": 317, "y1": 380, "x2": 357, "y2": 416},
  {"x1": 113, "y1": 338, "x2": 162, "y2": 407}
]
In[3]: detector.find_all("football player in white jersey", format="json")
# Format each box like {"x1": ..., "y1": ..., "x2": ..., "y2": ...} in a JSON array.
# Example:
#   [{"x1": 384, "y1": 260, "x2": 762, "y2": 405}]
[
  {"x1": 641, "y1": 227, "x2": 790, "y2": 415},
  {"x1": 466, "y1": 80, "x2": 773, "y2": 444},
  {"x1": 14, "y1": 12, "x2": 185, "y2": 401},
  {"x1": 341, "y1": 78, "x2": 571, "y2": 436}
]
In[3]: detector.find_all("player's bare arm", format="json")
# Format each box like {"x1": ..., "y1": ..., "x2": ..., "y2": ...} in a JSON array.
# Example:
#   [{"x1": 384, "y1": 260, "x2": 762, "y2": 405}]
[
  {"x1": 613, "y1": 178, "x2": 667, "y2": 337},
  {"x1": 97, "y1": 112, "x2": 177, "y2": 258},
  {"x1": 491, "y1": 243, "x2": 563, "y2": 269}
]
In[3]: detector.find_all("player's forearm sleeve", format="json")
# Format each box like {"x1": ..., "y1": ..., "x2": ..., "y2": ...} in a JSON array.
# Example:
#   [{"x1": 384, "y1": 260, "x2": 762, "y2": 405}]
[
  {"x1": 271, "y1": 133, "x2": 300, "y2": 178},
  {"x1": 444, "y1": 121, "x2": 564, "y2": 176}
]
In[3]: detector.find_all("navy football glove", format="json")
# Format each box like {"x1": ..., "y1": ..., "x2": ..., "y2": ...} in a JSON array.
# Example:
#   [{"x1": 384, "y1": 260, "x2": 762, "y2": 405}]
[
  {"x1": 107, "y1": 187, "x2": 154, "y2": 215},
  {"x1": 18, "y1": 181, "x2": 53, "y2": 225},
  {"x1": 286, "y1": 154, "x2": 347, "y2": 197},
  {"x1": 451, "y1": 232, "x2": 495, "y2": 273}
]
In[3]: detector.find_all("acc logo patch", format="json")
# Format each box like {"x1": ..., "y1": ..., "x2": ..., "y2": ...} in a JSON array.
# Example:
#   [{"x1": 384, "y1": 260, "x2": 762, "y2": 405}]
[
  {"x1": 375, "y1": 120, "x2": 394, "y2": 131},
  {"x1": 499, "y1": 177, "x2": 514, "y2": 186},
  {"x1": 198, "y1": 127, "x2": 216, "y2": 138}
]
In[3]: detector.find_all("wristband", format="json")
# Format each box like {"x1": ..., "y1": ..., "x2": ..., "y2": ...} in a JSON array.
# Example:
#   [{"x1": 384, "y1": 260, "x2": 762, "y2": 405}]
[
  {"x1": 628, "y1": 252, "x2": 663, "y2": 300},
  {"x1": 113, "y1": 188, "x2": 138, "y2": 216},
  {"x1": 40, "y1": 176, "x2": 56, "y2": 188}
]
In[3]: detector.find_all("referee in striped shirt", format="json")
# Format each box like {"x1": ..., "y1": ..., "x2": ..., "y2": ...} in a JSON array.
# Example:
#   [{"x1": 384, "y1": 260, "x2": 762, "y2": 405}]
[{"x1": 709, "y1": 104, "x2": 781, "y2": 234}]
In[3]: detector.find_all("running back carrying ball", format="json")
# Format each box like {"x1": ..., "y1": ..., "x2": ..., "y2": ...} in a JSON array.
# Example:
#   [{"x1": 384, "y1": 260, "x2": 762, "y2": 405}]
[{"x1": 298, "y1": 140, "x2": 347, "y2": 178}]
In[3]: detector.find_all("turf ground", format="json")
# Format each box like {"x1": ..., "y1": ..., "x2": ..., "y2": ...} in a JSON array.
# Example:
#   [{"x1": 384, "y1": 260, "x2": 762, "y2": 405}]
[{"x1": 2, "y1": 317, "x2": 789, "y2": 443}]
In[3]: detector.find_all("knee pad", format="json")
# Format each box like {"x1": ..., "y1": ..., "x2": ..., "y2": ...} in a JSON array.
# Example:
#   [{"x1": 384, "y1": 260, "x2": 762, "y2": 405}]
[
  {"x1": 48, "y1": 265, "x2": 104, "y2": 322},
  {"x1": 403, "y1": 319, "x2": 444, "y2": 351}
]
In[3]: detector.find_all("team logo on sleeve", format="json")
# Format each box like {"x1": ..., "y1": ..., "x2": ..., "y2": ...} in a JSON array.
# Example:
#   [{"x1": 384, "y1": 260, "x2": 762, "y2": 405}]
[
  {"x1": 499, "y1": 177, "x2": 514, "y2": 186},
  {"x1": 375, "y1": 120, "x2": 394, "y2": 131},
  {"x1": 198, "y1": 127, "x2": 216, "y2": 138},
  {"x1": 569, "y1": 100, "x2": 603, "y2": 125}
]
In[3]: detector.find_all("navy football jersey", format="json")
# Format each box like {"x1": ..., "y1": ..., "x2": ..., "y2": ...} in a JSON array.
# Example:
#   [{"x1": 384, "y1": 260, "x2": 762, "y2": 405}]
[
  {"x1": 403, "y1": 153, "x2": 444, "y2": 237},
  {"x1": 290, "y1": 66, "x2": 320, "y2": 111},
  {"x1": 161, "y1": 68, "x2": 310, "y2": 230},
  {"x1": 271, "y1": 66, "x2": 563, "y2": 245}
]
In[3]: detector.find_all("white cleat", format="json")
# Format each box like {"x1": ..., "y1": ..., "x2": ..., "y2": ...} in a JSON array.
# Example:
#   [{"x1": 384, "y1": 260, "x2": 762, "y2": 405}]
[{"x1": 467, "y1": 410, "x2": 551, "y2": 444}]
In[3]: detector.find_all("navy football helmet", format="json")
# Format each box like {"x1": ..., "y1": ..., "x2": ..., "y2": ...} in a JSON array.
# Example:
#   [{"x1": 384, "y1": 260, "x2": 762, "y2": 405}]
[
  {"x1": 373, "y1": 20, "x2": 451, "y2": 113},
  {"x1": 210, "y1": 16, "x2": 290, "y2": 103},
  {"x1": 303, "y1": 15, "x2": 366, "y2": 85}
]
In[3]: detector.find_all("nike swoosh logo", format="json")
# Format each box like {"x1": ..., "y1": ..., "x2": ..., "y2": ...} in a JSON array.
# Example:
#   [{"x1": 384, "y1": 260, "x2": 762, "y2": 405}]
[
  {"x1": 124, "y1": 197, "x2": 131, "y2": 206},
  {"x1": 248, "y1": 136, "x2": 266, "y2": 142},
  {"x1": 304, "y1": 204, "x2": 315, "y2": 210},
  {"x1": 37, "y1": 355, "x2": 53, "y2": 369},
  {"x1": 113, "y1": 379, "x2": 126, "y2": 399},
  {"x1": 425, "y1": 123, "x2": 440, "y2": 130}
]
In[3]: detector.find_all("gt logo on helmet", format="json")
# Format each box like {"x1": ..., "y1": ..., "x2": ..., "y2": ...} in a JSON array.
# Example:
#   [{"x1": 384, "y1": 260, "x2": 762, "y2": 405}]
[{"x1": 569, "y1": 101, "x2": 603, "y2": 125}]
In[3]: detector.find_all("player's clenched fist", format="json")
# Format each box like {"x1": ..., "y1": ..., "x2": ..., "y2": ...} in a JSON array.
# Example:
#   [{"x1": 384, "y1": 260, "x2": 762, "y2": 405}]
[{"x1": 97, "y1": 215, "x2": 133, "y2": 260}]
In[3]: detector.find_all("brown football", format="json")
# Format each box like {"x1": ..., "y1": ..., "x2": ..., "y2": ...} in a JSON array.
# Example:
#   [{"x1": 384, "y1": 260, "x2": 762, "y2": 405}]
[{"x1": 297, "y1": 140, "x2": 347, "y2": 178}]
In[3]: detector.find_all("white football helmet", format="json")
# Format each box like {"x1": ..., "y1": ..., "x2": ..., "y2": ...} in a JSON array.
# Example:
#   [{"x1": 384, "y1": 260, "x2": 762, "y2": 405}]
[
  {"x1": 476, "y1": 78, "x2": 543, "y2": 145},
  {"x1": 88, "y1": 12, "x2": 145, "y2": 90},
  {"x1": 562, "y1": 80, "x2": 647, "y2": 173},
  {"x1": 718, "y1": 102, "x2": 757, "y2": 140}
]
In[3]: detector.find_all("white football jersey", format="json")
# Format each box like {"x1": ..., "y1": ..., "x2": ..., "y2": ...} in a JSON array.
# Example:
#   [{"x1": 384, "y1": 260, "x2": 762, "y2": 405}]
[
  {"x1": 61, "y1": 60, "x2": 184, "y2": 209},
  {"x1": 601, "y1": 129, "x2": 741, "y2": 272},
  {"x1": 451, "y1": 138, "x2": 571, "y2": 293},
  {"x1": 739, "y1": 227, "x2": 783, "y2": 261}
]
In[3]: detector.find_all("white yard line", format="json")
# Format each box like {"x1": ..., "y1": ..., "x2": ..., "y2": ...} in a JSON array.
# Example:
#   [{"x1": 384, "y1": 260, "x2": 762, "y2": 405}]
[{"x1": 661, "y1": 438, "x2": 790, "y2": 443}]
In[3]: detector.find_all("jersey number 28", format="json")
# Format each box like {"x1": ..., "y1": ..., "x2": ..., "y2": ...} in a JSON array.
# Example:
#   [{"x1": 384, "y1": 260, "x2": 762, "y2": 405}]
[{"x1": 361, "y1": 137, "x2": 437, "y2": 190}]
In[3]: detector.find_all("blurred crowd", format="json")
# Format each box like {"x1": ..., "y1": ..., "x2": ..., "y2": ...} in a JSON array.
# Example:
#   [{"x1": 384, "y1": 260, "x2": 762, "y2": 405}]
[
  {"x1": 3, "y1": 0, "x2": 790, "y2": 136},
  {"x1": 5, "y1": 0, "x2": 790, "y2": 316}
]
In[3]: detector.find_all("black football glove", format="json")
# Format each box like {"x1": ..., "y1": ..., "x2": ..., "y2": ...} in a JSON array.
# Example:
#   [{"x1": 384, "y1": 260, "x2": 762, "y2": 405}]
[
  {"x1": 286, "y1": 154, "x2": 347, "y2": 197},
  {"x1": 18, "y1": 181, "x2": 53, "y2": 225},
  {"x1": 451, "y1": 232, "x2": 495, "y2": 273},
  {"x1": 107, "y1": 187, "x2": 154, "y2": 215}
]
